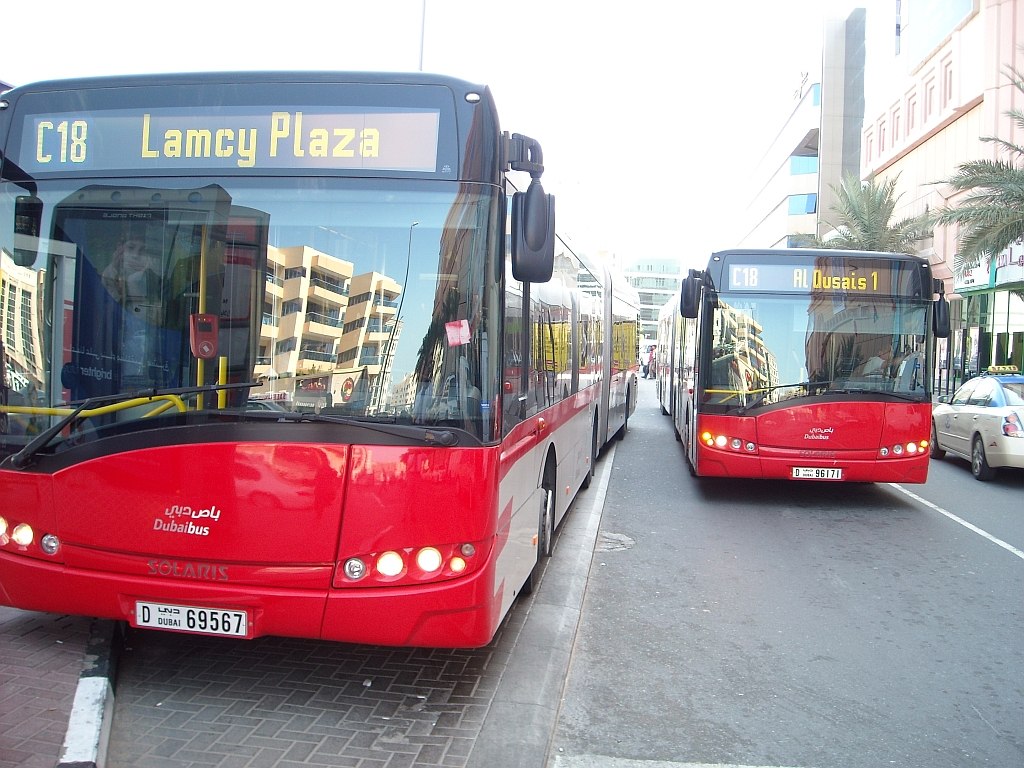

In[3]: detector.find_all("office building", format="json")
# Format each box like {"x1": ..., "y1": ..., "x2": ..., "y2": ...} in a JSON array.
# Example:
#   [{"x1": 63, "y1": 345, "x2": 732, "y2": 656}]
[{"x1": 862, "y1": 0, "x2": 1024, "y2": 385}]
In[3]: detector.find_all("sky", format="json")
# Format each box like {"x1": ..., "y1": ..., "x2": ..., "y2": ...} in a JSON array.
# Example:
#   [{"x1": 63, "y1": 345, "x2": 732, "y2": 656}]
[{"x1": 1, "y1": 0, "x2": 868, "y2": 270}]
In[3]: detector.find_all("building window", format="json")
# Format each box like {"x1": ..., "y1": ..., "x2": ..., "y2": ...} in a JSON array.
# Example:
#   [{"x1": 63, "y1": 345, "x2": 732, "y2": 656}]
[
  {"x1": 942, "y1": 58, "x2": 954, "y2": 109},
  {"x1": 906, "y1": 94, "x2": 917, "y2": 133},
  {"x1": 891, "y1": 108, "x2": 901, "y2": 143},
  {"x1": 19, "y1": 289, "x2": 32, "y2": 361},
  {"x1": 879, "y1": 121, "x2": 887, "y2": 153},
  {"x1": 790, "y1": 155, "x2": 819, "y2": 175},
  {"x1": 865, "y1": 134, "x2": 874, "y2": 163},
  {"x1": 924, "y1": 77, "x2": 935, "y2": 119},
  {"x1": 788, "y1": 193, "x2": 818, "y2": 215}
]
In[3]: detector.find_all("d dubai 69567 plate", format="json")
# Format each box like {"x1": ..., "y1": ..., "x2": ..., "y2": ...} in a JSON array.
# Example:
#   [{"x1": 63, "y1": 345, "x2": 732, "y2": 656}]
[{"x1": 134, "y1": 601, "x2": 248, "y2": 637}]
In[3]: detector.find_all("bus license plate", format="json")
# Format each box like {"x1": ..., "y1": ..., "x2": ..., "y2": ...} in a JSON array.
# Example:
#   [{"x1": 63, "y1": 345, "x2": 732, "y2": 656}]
[
  {"x1": 791, "y1": 467, "x2": 843, "y2": 480},
  {"x1": 134, "y1": 601, "x2": 248, "y2": 637}
]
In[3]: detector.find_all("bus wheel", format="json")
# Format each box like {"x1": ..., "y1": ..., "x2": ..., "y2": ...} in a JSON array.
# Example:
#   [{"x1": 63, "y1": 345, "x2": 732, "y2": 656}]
[
  {"x1": 616, "y1": 389, "x2": 631, "y2": 440},
  {"x1": 521, "y1": 481, "x2": 555, "y2": 597},
  {"x1": 538, "y1": 484, "x2": 555, "y2": 558},
  {"x1": 581, "y1": 420, "x2": 598, "y2": 489},
  {"x1": 971, "y1": 435, "x2": 996, "y2": 481}
]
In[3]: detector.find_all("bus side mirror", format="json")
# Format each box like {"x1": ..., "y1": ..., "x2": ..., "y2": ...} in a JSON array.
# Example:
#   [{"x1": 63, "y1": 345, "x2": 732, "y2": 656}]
[
  {"x1": 13, "y1": 196, "x2": 43, "y2": 267},
  {"x1": 511, "y1": 178, "x2": 554, "y2": 283},
  {"x1": 680, "y1": 270, "x2": 701, "y2": 318},
  {"x1": 933, "y1": 279, "x2": 950, "y2": 339}
]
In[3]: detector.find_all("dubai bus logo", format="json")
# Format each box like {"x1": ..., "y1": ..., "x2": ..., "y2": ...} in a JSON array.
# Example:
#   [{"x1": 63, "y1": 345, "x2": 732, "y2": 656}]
[
  {"x1": 153, "y1": 504, "x2": 222, "y2": 537},
  {"x1": 804, "y1": 426, "x2": 834, "y2": 441}
]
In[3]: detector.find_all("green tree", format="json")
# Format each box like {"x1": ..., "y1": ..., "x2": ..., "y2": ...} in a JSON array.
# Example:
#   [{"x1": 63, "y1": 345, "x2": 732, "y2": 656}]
[
  {"x1": 793, "y1": 172, "x2": 932, "y2": 252},
  {"x1": 933, "y1": 65, "x2": 1024, "y2": 279}
]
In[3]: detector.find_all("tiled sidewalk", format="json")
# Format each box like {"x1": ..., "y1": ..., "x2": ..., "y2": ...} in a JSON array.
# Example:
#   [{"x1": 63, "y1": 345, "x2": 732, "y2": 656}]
[{"x1": 0, "y1": 608, "x2": 92, "y2": 768}]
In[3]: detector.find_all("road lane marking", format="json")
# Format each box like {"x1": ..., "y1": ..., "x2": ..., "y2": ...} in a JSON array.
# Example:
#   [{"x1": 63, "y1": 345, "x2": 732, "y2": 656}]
[
  {"x1": 888, "y1": 483, "x2": 1024, "y2": 561},
  {"x1": 551, "y1": 758, "x2": 810, "y2": 768}
]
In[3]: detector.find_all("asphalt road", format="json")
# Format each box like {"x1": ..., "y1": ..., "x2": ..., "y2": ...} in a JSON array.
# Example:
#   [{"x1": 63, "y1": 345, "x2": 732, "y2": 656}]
[{"x1": 549, "y1": 381, "x2": 1024, "y2": 768}]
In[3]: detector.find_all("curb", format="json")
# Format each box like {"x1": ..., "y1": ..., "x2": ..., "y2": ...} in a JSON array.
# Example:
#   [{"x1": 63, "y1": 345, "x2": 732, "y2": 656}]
[
  {"x1": 57, "y1": 619, "x2": 121, "y2": 768},
  {"x1": 467, "y1": 444, "x2": 613, "y2": 768}
]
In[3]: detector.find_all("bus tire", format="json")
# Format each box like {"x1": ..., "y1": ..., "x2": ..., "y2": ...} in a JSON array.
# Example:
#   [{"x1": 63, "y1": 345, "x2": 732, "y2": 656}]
[
  {"x1": 581, "y1": 419, "x2": 598, "y2": 489},
  {"x1": 522, "y1": 462, "x2": 556, "y2": 596},
  {"x1": 616, "y1": 388, "x2": 631, "y2": 440},
  {"x1": 538, "y1": 484, "x2": 555, "y2": 558}
]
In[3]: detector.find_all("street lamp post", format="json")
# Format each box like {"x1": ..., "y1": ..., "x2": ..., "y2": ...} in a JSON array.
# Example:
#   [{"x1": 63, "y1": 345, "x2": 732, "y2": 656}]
[{"x1": 418, "y1": 0, "x2": 426, "y2": 71}]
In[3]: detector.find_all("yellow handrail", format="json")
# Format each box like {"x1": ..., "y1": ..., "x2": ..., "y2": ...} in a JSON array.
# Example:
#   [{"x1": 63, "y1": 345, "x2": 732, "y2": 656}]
[{"x1": 0, "y1": 393, "x2": 188, "y2": 420}]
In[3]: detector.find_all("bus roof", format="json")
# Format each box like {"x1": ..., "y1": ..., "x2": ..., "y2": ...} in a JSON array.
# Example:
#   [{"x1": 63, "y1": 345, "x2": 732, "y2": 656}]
[{"x1": 2, "y1": 70, "x2": 490, "y2": 94}]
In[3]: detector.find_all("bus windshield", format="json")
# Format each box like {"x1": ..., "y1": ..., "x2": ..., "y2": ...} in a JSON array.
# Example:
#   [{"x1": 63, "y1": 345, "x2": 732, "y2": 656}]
[
  {"x1": 1, "y1": 176, "x2": 502, "y2": 449},
  {"x1": 704, "y1": 292, "x2": 931, "y2": 412}
]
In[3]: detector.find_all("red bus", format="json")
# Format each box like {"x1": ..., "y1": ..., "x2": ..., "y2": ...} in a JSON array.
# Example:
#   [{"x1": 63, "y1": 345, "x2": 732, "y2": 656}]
[
  {"x1": 0, "y1": 72, "x2": 639, "y2": 647},
  {"x1": 657, "y1": 248, "x2": 950, "y2": 483}
]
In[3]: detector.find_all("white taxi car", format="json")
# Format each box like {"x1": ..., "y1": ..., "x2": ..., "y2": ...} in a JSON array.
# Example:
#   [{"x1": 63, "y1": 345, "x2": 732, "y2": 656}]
[{"x1": 930, "y1": 365, "x2": 1024, "y2": 480}]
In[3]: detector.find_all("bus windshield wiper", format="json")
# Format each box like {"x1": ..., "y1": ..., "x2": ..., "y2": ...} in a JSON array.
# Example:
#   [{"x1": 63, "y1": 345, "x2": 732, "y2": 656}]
[
  {"x1": 5, "y1": 381, "x2": 258, "y2": 469},
  {"x1": 829, "y1": 387, "x2": 923, "y2": 403}
]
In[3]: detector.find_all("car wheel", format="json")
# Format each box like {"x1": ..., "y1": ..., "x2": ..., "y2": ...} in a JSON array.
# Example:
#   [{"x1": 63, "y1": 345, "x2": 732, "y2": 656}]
[
  {"x1": 929, "y1": 421, "x2": 945, "y2": 459},
  {"x1": 971, "y1": 435, "x2": 996, "y2": 481}
]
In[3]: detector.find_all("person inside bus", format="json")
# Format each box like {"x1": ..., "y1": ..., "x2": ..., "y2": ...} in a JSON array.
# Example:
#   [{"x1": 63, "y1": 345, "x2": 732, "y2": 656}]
[
  {"x1": 101, "y1": 228, "x2": 162, "y2": 310},
  {"x1": 66, "y1": 223, "x2": 167, "y2": 400},
  {"x1": 858, "y1": 344, "x2": 892, "y2": 377},
  {"x1": 101, "y1": 227, "x2": 164, "y2": 384}
]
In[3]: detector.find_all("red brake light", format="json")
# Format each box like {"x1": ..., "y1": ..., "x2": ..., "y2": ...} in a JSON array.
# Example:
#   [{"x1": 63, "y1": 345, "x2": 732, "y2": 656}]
[{"x1": 1002, "y1": 411, "x2": 1023, "y2": 437}]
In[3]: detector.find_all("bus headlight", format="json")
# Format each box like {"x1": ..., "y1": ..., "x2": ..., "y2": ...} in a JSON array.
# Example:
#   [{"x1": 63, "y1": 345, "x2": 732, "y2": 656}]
[
  {"x1": 415, "y1": 547, "x2": 443, "y2": 574},
  {"x1": 11, "y1": 523, "x2": 33, "y2": 547},
  {"x1": 376, "y1": 551, "x2": 405, "y2": 577},
  {"x1": 334, "y1": 539, "x2": 486, "y2": 587}
]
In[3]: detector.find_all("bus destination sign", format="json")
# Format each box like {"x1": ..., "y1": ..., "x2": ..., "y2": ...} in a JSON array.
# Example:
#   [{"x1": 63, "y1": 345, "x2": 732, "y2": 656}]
[
  {"x1": 20, "y1": 107, "x2": 441, "y2": 174},
  {"x1": 727, "y1": 263, "x2": 893, "y2": 294}
]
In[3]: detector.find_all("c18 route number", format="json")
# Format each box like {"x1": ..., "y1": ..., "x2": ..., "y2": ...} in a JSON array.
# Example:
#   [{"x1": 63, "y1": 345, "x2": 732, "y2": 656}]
[{"x1": 36, "y1": 120, "x2": 88, "y2": 164}]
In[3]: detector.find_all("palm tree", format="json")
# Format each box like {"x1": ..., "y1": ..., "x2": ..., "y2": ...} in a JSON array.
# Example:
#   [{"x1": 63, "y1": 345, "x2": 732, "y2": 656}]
[
  {"x1": 933, "y1": 64, "x2": 1024, "y2": 279},
  {"x1": 793, "y1": 172, "x2": 932, "y2": 252}
]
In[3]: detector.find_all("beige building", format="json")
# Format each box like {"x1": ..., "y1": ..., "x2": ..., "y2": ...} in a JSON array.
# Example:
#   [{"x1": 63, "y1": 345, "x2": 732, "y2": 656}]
[
  {"x1": 257, "y1": 244, "x2": 402, "y2": 412},
  {"x1": 862, "y1": 0, "x2": 1024, "y2": 388}
]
